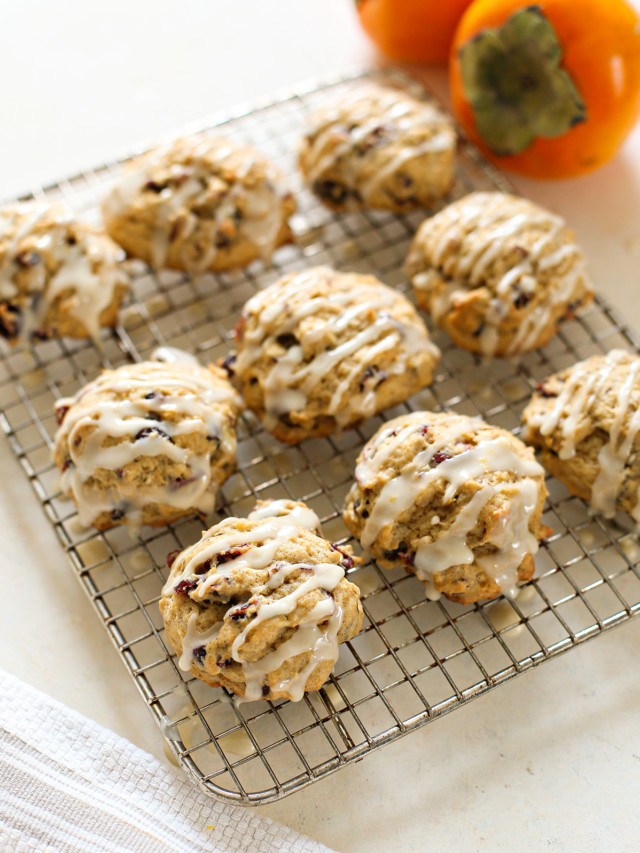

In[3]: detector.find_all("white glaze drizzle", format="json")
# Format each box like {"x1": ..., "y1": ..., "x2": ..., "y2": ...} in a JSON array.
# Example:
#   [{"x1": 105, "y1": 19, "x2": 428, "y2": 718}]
[
  {"x1": 151, "y1": 346, "x2": 200, "y2": 366},
  {"x1": 236, "y1": 267, "x2": 438, "y2": 427},
  {"x1": 165, "y1": 506, "x2": 321, "y2": 596},
  {"x1": 305, "y1": 85, "x2": 453, "y2": 204},
  {"x1": 527, "y1": 350, "x2": 640, "y2": 520},
  {"x1": 247, "y1": 499, "x2": 321, "y2": 529},
  {"x1": 179, "y1": 616, "x2": 222, "y2": 670},
  {"x1": 356, "y1": 412, "x2": 544, "y2": 596},
  {"x1": 412, "y1": 193, "x2": 591, "y2": 356},
  {"x1": 531, "y1": 350, "x2": 627, "y2": 460},
  {"x1": 593, "y1": 358, "x2": 640, "y2": 518},
  {"x1": 103, "y1": 135, "x2": 289, "y2": 272},
  {"x1": 240, "y1": 602, "x2": 343, "y2": 703},
  {"x1": 54, "y1": 361, "x2": 240, "y2": 529},
  {"x1": 0, "y1": 203, "x2": 128, "y2": 341},
  {"x1": 167, "y1": 504, "x2": 347, "y2": 702}
]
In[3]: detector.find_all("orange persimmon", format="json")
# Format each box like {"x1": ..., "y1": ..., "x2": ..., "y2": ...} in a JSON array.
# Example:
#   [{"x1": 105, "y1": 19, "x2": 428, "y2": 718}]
[
  {"x1": 355, "y1": 0, "x2": 475, "y2": 65},
  {"x1": 450, "y1": 0, "x2": 640, "y2": 178}
]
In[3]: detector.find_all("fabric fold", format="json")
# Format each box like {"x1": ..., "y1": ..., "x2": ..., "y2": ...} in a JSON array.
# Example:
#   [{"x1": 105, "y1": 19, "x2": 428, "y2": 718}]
[{"x1": 0, "y1": 669, "x2": 332, "y2": 853}]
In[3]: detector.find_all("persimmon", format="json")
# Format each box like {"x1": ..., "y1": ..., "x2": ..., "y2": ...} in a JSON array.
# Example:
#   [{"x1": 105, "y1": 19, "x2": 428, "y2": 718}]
[
  {"x1": 355, "y1": 0, "x2": 475, "y2": 65},
  {"x1": 450, "y1": 0, "x2": 640, "y2": 178}
]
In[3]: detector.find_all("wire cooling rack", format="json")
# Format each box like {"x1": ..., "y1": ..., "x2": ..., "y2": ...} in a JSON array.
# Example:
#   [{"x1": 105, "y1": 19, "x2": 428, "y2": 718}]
[{"x1": 2, "y1": 68, "x2": 640, "y2": 805}]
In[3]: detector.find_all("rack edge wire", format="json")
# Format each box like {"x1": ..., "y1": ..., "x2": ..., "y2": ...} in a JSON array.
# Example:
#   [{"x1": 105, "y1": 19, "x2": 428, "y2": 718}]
[{"x1": 1, "y1": 67, "x2": 640, "y2": 805}]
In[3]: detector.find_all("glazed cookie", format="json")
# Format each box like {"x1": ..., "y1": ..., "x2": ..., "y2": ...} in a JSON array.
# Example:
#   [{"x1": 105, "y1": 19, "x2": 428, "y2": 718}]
[
  {"x1": 53, "y1": 354, "x2": 242, "y2": 531},
  {"x1": 343, "y1": 411, "x2": 549, "y2": 603},
  {"x1": 407, "y1": 191, "x2": 594, "y2": 357},
  {"x1": 226, "y1": 266, "x2": 441, "y2": 444},
  {"x1": 160, "y1": 499, "x2": 363, "y2": 702},
  {"x1": 0, "y1": 203, "x2": 129, "y2": 344},
  {"x1": 522, "y1": 350, "x2": 640, "y2": 521},
  {"x1": 299, "y1": 82, "x2": 456, "y2": 212},
  {"x1": 102, "y1": 134, "x2": 296, "y2": 273}
]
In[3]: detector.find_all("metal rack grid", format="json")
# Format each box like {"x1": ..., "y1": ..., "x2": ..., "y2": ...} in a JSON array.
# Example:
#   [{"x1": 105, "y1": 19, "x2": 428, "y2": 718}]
[{"x1": 2, "y1": 67, "x2": 640, "y2": 805}]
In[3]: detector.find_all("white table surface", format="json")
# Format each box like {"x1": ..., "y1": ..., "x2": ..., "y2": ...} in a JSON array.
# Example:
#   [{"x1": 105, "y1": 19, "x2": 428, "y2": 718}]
[{"x1": 2, "y1": 3, "x2": 640, "y2": 851}]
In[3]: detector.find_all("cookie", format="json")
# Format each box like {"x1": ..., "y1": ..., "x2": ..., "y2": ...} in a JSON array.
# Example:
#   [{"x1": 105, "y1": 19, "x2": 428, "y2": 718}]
[
  {"x1": 227, "y1": 266, "x2": 440, "y2": 444},
  {"x1": 522, "y1": 349, "x2": 640, "y2": 521},
  {"x1": 407, "y1": 191, "x2": 594, "y2": 357},
  {"x1": 343, "y1": 410, "x2": 549, "y2": 603},
  {"x1": 299, "y1": 82, "x2": 456, "y2": 212},
  {"x1": 0, "y1": 203, "x2": 129, "y2": 344},
  {"x1": 160, "y1": 499, "x2": 363, "y2": 702},
  {"x1": 102, "y1": 134, "x2": 296, "y2": 273},
  {"x1": 53, "y1": 353, "x2": 242, "y2": 531}
]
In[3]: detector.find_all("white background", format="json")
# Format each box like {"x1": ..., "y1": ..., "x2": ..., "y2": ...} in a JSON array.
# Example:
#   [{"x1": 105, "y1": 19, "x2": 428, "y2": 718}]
[{"x1": 1, "y1": 2, "x2": 640, "y2": 851}]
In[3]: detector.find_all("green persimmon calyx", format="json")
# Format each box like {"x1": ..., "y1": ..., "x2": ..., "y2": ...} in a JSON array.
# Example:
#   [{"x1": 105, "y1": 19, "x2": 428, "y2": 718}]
[{"x1": 459, "y1": 5, "x2": 587, "y2": 156}]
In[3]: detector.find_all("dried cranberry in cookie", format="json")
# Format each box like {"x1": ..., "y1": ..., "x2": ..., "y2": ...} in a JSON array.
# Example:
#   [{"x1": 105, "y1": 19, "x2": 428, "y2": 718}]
[
  {"x1": 229, "y1": 266, "x2": 440, "y2": 444},
  {"x1": 0, "y1": 202, "x2": 129, "y2": 344},
  {"x1": 299, "y1": 82, "x2": 456, "y2": 212},
  {"x1": 101, "y1": 134, "x2": 295, "y2": 273},
  {"x1": 407, "y1": 191, "x2": 593, "y2": 357},
  {"x1": 343, "y1": 410, "x2": 549, "y2": 604},
  {"x1": 160, "y1": 499, "x2": 363, "y2": 702},
  {"x1": 522, "y1": 350, "x2": 640, "y2": 521},
  {"x1": 52, "y1": 353, "x2": 242, "y2": 531}
]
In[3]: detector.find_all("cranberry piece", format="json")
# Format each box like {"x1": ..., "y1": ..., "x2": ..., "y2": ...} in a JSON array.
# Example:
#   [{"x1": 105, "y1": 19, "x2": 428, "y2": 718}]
[
  {"x1": 217, "y1": 547, "x2": 246, "y2": 564},
  {"x1": 135, "y1": 426, "x2": 170, "y2": 441},
  {"x1": 174, "y1": 579, "x2": 197, "y2": 595},
  {"x1": 359, "y1": 365, "x2": 387, "y2": 391},
  {"x1": 194, "y1": 559, "x2": 211, "y2": 575},
  {"x1": 330, "y1": 543, "x2": 354, "y2": 570},
  {"x1": 171, "y1": 474, "x2": 198, "y2": 489},
  {"x1": 55, "y1": 404, "x2": 70, "y2": 426},
  {"x1": 166, "y1": 549, "x2": 181, "y2": 568},
  {"x1": 229, "y1": 600, "x2": 255, "y2": 621},
  {"x1": 432, "y1": 450, "x2": 453, "y2": 466},
  {"x1": 144, "y1": 180, "x2": 167, "y2": 193},
  {"x1": 221, "y1": 353, "x2": 236, "y2": 378},
  {"x1": 193, "y1": 645, "x2": 206, "y2": 664},
  {"x1": 536, "y1": 382, "x2": 558, "y2": 398}
]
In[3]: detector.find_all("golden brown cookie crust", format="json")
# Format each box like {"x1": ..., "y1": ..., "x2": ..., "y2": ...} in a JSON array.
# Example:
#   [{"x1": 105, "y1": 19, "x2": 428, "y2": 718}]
[
  {"x1": 343, "y1": 410, "x2": 549, "y2": 604},
  {"x1": 522, "y1": 349, "x2": 640, "y2": 521},
  {"x1": 160, "y1": 500, "x2": 363, "y2": 701},
  {"x1": 407, "y1": 191, "x2": 594, "y2": 357},
  {"x1": 299, "y1": 83, "x2": 456, "y2": 213},
  {"x1": 227, "y1": 266, "x2": 440, "y2": 444},
  {"x1": 0, "y1": 203, "x2": 129, "y2": 343},
  {"x1": 53, "y1": 358, "x2": 242, "y2": 531},
  {"x1": 102, "y1": 134, "x2": 296, "y2": 273}
]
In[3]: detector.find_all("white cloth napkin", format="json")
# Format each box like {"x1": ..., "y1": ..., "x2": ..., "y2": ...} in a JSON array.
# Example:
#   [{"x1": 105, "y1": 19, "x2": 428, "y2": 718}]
[{"x1": 0, "y1": 670, "x2": 334, "y2": 853}]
